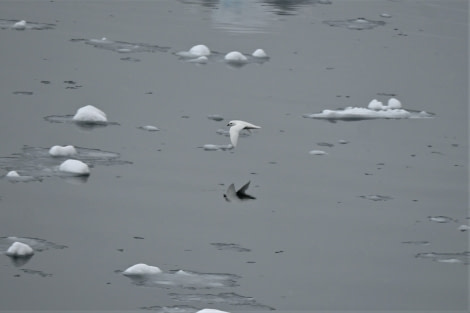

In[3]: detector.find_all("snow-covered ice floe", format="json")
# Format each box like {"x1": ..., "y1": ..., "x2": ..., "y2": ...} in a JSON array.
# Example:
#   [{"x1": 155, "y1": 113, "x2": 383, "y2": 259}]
[
  {"x1": 303, "y1": 98, "x2": 434, "y2": 122},
  {"x1": 122, "y1": 263, "x2": 240, "y2": 289},
  {"x1": 5, "y1": 242, "x2": 34, "y2": 257},
  {"x1": 0, "y1": 236, "x2": 67, "y2": 253},
  {"x1": 0, "y1": 19, "x2": 55, "y2": 30},
  {"x1": 59, "y1": 159, "x2": 90, "y2": 176},
  {"x1": 201, "y1": 144, "x2": 233, "y2": 151},
  {"x1": 73, "y1": 105, "x2": 107, "y2": 123},
  {"x1": 138, "y1": 125, "x2": 160, "y2": 132},
  {"x1": 49, "y1": 145, "x2": 78, "y2": 157}
]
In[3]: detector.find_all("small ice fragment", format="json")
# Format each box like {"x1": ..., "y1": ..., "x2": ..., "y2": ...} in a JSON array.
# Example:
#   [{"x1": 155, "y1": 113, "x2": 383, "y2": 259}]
[
  {"x1": 123, "y1": 263, "x2": 162, "y2": 275},
  {"x1": 187, "y1": 56, "x2": 208, "y2": 63},
  {"x1": 140, "y1": 125, "x2": 160, "y2": 131},
  {"x1": 175, "y1": 270, "x2": 192, "y2": 276},
  {"x1": 189, "y1": 44, "x2": 211, "y2": 56},
  {"x1": 252, "y1": 49, "x2": 268, "y2": 58},
  {"x1": 13, "y1": 20, "x2": 26, "y2": 30},
  {"x1": 458, "y1": 225, "x2": 470, "y2": 232},
  {"x1": 428, "y1": 216, "x2": 453, "y2": 223},
  {"x1": 6, "y1": 242, "x2": 34, "y2": 257},
  {"x1": 437, "y1": 258, "x2": 462, "y2": 264},
  {"x1": 387, "y1": 97, "x2": 402, "y2": 109},
  {"x1": 338, "y1": 139, "x2": 349, "y2": 144},
  {"x1": 225, "y1": 51, "x2": 248, "y2": 62},
  {"x1": 73, "y1": 105, "x2": 107, "y2": 123},
  {"x1": 380, "y1": 13, "x2": 392, "y2": 18},
  {"x1": 49, "y1": 145, "x2": 78, "y2": 157},
  {"x1": 196, "y1": 309, "x2": 230, "y2": 313},
  {"x1": 59, "y1": 159, "x2": 90, "y2": 176},
  {"x1": 368, "y1": 99, "x2": 385, "y2": 110},
  {"x1": 6, "y1": 171, "x2": 20, "y2": 177},
  {"x1": 309, "y1": 150, "x2": 327, "y2": 155}
]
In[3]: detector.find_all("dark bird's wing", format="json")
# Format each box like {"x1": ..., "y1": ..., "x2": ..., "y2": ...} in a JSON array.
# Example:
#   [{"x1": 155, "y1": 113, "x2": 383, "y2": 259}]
[{"x1": 236, "y1": 181, "x2": 256, "y2": 200}]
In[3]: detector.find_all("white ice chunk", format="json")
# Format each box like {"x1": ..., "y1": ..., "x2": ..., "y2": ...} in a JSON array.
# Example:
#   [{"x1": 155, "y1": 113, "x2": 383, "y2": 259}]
[
  {"x1": 6, "y1": 241, "x2": 34, "y2": 257},
  {"x1": 437, "y1": 258, "x2": 462, "y2": 264},
  {"x1": 72, "y1": 105, "x2": 107, "y2": 123},
  {"x1": 367, "y1": 99, "x2": 385, "y2": 110},
  {"x1": 187, "y1": 56, "x2": 208, "y2": 64},
  {"x1": 59, "y1": 159, "x2": 90, "y2": 176},
  {"x1": 225, "y1": 51, "x2": 248, "y2": 62},
  {"x1": 13, "y1": 20, "x2": 26, "y2": 30},
  {"x1": 140, "y1": 125, "x2": 160, "y2": 131},
  {"x1": 309, "y1": 150, "x2": 328, "y2": 155},
  {"x1": 49, "y1": 145, "x2": 78, "y2": 157},
  {"x1": 123, "y1": 263, "x2": 162, "y2": 275},
  {"x1": 6, "y1": 171, "x2": 20, "y2": 177},
  {"x1": 252, "y1": 49, "x2": 268, "y2": 58},
  {"x1": 196, "y1": 309, "x2": 230, "y2": 313},
  {"x1": 458, "y1": 225, "x2": 470, "y2": 232},
  {"x1": 387, "y1": 97, "x2": 402, "y2": 109},
  {"x1": 189, "y1": 44, "x2": 211, "y2": 56}
]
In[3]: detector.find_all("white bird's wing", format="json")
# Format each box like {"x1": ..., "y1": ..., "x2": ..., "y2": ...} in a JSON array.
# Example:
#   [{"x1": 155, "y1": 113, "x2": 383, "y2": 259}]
[
  {"x1": 229, "y1": 123, "x2": 245, "y2": 147},
  {"x1": 226, "y1": 183, "x2": 237, "y2": 199}
]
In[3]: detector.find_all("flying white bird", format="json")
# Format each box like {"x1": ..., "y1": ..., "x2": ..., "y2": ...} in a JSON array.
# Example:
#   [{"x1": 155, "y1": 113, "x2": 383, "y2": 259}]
[{"x1": 226, "y1": 120, "x2": 261, "y2": 147}]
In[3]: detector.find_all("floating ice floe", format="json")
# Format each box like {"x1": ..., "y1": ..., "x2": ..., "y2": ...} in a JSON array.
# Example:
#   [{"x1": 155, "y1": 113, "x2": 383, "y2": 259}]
[
  {"x1": 6, "y1": 170, "x2": 20, "y2": 177},
  {"x1": 225, "y1": 51, "x2": 248, "y2": 63},
  {"x1": 49, "y1": 145, "x2": 78, "y2": 157},
  {"x1": 323, "y1": 17, "x2": 386, "y2": 30},
  {"x1": 0, "y1": 19, "x2": 55, "y2": 30},
  {"x1": 303, "y1": 98, "x2": 433, "y2": 121},
  {"x1": 73, "y1": 105, "x2": 107, "y2": 123},
  {"x1": 458, "y1": 225, "x2": 470, "y2": 232},
  {"x1": 123, "y1": 263, "x2": 163, "y2": 275},
  {"x1": 139, "y1": 305, "x2": 200, "y2": 313},
  {"x1": 70, "y1": 38, "x2": 169, "y2": 54},
  {"x1": 176, "y1": 44, "x2": 211, "y2": 59},
  {"x1": 59, "y1": 159, "x2": 90, "y2": 176},
  {"x1": 360, "y1": 195, "x2": 392, "y2": 201},
  {"x1": 187, "y1": 56, "x2": 208, "y2": 64},
  {"x1": 13, "y1": 20, "x2": 26, "y2": 30},
  {"x1": 309, "y1": 150, "x2": 327, "y2": 156},
  {"x1": 0, "y1": 236, "x2": 67, "y2": 253},
  {"x1": 196, "y1": 309, "x2": 230, "y2": 313},
  {"x1": 122, "y1": 264, "x2": 240, "y2": 289},
  {"x1": 6, "y1": 242, "x2": 34, "y2": 257},
  {"x1": 252, "y1": 49, "x2": 268, "y2": 58},
  {"x1": 201, "y1": 144, "x2": 233, "y2": 151},
  {"x1": 428, "y1": 216, "x2": 455, "y2": 223},
  {"x1": 415, "y1": 251, "x2": 469, "y2": 265},
  {"x1": 138, "y1": 125, "x2": 160, "y2": 132},
  {"x1": 189, "y1": 44, "x2": 211, "y2": 56}
]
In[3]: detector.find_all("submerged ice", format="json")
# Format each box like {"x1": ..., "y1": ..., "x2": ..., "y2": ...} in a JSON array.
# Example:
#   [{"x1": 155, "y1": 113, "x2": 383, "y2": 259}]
[
  {"x1": 0, "y1": 19, "x2": 55, "y2": 30},
  {"x1": 71, "y1": 38, "x2": 169, "y2": 54},
  {"x1": 323, "y1": 17, "x2": 386, "y2": 30}
]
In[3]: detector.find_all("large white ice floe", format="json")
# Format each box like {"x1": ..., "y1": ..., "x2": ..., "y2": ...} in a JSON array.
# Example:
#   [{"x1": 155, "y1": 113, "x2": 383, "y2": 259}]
[
  {"x1": 6, "y1": 241, "x2": 34, "y2": 257},
  {"x1": 123, "y1": 263, "x2": 163, "y2": 275},
  {"x1": 49, "y1": 145, "x2": 78, "y2": 157},
  {"x1": 303, "y1": 98, "x2": 433, "y2": 121},
  {"x1": 59, "y1": 159, "x2": 90, "y2": 176},
  {"x1": 72, "y1": 105, "x2": 107, "y2": 123}
]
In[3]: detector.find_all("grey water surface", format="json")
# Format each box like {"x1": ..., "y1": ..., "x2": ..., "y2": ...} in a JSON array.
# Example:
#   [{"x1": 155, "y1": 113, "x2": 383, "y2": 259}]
[{"x1": 0, "y1": 0, "x2": 468, "y2": 312}]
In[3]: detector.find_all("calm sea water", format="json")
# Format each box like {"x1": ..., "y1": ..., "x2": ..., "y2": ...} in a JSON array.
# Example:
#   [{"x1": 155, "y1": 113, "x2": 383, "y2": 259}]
[{"x1": 0, "y1": 0, "x2": 468, "y2": 312}]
